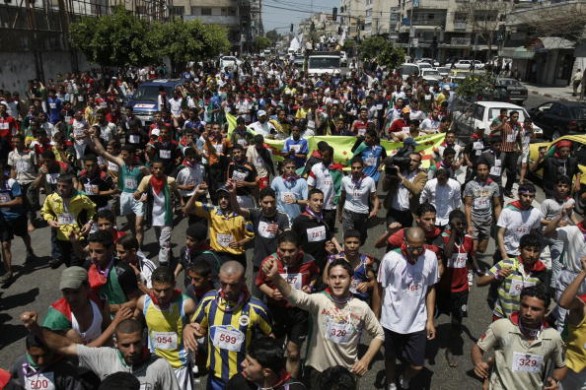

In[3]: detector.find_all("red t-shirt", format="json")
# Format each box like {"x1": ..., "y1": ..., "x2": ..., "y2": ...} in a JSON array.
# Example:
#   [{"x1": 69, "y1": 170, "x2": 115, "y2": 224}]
[{"x1": 440, "y1": 230, "x2": 474, "y2": 293}]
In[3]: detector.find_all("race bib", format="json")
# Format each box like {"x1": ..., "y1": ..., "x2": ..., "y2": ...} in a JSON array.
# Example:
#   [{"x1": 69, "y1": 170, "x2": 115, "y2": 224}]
[
  {"x1": 325, "y1": 320, "x2": 354, "y2": 344},
  {"x1": 448, "y1": 253, "x2": 468, "y2": 269},
  {"x1": 473, "y1": 142, "x2": 483, "y2": 156},
  {"x1": 46, "y1": 173, "x2": 59, "y2": 184},
  {"x1": 152, "y1": 331, "x2": 178, "y2": 350},
  {"x1": 473, "y1": 197, "x2": 490, "y2": 210},
  {"x1": 124, "y1": 178, "x2": 137, "y2": 189},
  {"x1": 258, "y1": 221, "x2": 278, "y2": 239},
  {"x1": 232, "y1": 170, "x2": 247, "y2": 181},
  {"x1": 490, "y1": 160, "x2": 502, "y2": 176},
  {"x1": 217, "y1": 233, "x2": 233, "y2": 247},
  {"x1": 365, "y1": 156, "x2": 376, "y2": 166},
  {"x1": 49, "y1": 103, "x2": 56, "y2": 109},
  {"x1": 357, "y1": 128, "x2": 367, "y2": 136},
  {"x1": 84, "y1": 183, "x2": 98, "y2": 195},
  {"x1": 376, "y1": 104, "x2": 383, "y2": 110},
  {"x1": 24, "y1": 372, "x2": 55, "y2": 390},
  {"x1": 159, "y1": 149, "x2": 171, "y2": 159},
  {"x1": 213, "y1": 144, "x2": 224, "y2": 154},
  {"x1": 16, "y1": 160, "x2": 31, "y2": 172},
  {"x1": 506, "y1": 133, "x2": 516, "y2": 143},
  {"x1": 281, "y1": 192, "x2": 295, "y2": 203},
  {"x1": 512, "y1": 352, "x2": 543, "y2": 373},
  {"x1": 280, "y1": 272, "x2": 302, "y2": 290},
  {"x1": 509, "y1": 279, "x2": 535, "y2": 297},
  {"x1": 406, "y1": 281, "x2": 423, "y2": 295},
  {"x1": 289, "y1": 144, "x2": 301, "y2": 153},
  {"x1": 237, "y1": 138, "x2": 248, "y2": 147},
  {"x1": 58, "y1": 213, "x2": 74, "y2": 225},
  {"x1": 107, "y1": 161, "x2": 119, "y2": 172},
  {"x1": 306, "y1": 226, "x2": 326, "y2": 242},
  {"x1": 129, "y1": 135, "x2": 140, "y2": 144},
  {"x1": 0, "y1": 122, "x2": 9, "y2": 130},
  {"x1": 212, "y1": 326, "x2": 245, "y2": 352},
  {"x1": 0, "y1": 192, "x2": 10, "y2": 203}
]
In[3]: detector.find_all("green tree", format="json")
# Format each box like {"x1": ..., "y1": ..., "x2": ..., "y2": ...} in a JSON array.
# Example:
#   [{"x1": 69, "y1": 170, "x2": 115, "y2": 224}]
[
  {"x1": 265, "y1": 29, "x2": 280, "y2": 44},
  {"x1": 358, "y1": 35, "x2": 405, "y2": 69},
  {"x1": 70, "y1": 6, "x2": 157, "y2": 67},
  {"x1": 151, "y1": 19, "x2": 231, "y2": 71},
  {"x1": 253, "y1": 36, "x2": 273, "y2": 52}
]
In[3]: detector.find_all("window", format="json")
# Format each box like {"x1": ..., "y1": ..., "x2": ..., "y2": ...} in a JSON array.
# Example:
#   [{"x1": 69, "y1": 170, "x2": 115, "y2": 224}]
[
  {"x1": 170, "y1": 6, "x2": 183, "y2": 16},
  {"x1": 201, "y1": 7, "x2": 212, "y2": 15},
  {"x1": 190, "y1": 6, "x2": 197, "y2": 15}
]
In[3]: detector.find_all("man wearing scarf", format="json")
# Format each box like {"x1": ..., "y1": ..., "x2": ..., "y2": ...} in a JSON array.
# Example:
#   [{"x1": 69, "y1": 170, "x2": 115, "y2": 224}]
[
  {"x1": 307, "y1": 144, "x2": 344, "y2": 232},
  {"x1": 478, "y1": 233, "x2": 549, "y2": 321},
  {"x1": 134, "y1": 160, "x2": 180, "y2": 265},
  {"x1": 292, "y1": 188, "x2": 340, "y2": 272},
  {"x1": 136, "y1": 266, "x2": 196, "y2": 390},
  {"x1": 531, "y1": 139, "x2": 581, "y2": 198},
  {"x1": 472, "y1": 285, "x2": 565, "y2": 390},
  {"x1": 227, "y1": 144, "x2": 258, "y2": 209},
  {"x1": 246, "y1": 134, "x2": 275, "y2": 191},
  {"x1": 271, "y1": 158, "x2": 309, "y2": 221},
  {"x1": 377, "y1": 227, "x2": 439, "y2": 390},
  {"x1": 86, "y1": 231, "x2": 140, "y2": 315},
  {"x1": 255, "y1": 231, "x2": 319, "y2": 379},
  {"x1": 183, "y1": 261, "x2": 273, "y2": 390},
  {"x1": 282, "y1": 125, "x2": 309, "y2": 169}
]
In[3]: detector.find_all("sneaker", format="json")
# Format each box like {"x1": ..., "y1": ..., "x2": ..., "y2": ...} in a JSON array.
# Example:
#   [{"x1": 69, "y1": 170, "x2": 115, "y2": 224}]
[
  {"x1": 399, "y1": 375, "x2": 410, "y2": 390},
  {"x1": 468, "y1": 270, "x2": 474, "y2": 287},
  {"x1": 387, "y1": 384, "x2": 398, "y2": 390}
]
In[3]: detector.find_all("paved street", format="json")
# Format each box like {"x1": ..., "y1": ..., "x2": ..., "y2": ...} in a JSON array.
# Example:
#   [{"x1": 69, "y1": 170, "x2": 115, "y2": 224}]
[{"x1": 0, "y1": 94, "x2": 554, "y2": 389}]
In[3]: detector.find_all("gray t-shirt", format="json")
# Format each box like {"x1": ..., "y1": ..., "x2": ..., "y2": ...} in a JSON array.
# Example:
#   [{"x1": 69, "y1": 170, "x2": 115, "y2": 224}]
[
  {"x1": 463, "y1": 179, "x2": 500, "y2": 221},
  {"x1": 77, "y1": 345, "x2": 179, "y2": 390}
]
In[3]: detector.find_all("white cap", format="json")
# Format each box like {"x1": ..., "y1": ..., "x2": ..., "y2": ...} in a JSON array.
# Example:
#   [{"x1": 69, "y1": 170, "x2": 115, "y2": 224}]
[
  {"x1": 151, "y1": 128, "x2": 161, "y2": 136},
  {"x1": 257, "y1": 110, "x2": 267, "y2": 117}
]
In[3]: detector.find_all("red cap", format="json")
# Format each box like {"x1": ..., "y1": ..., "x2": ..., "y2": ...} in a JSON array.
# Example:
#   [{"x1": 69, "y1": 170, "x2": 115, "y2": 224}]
[{"x1": 557, "y1": 140, "x2": 572, "y2": 149}]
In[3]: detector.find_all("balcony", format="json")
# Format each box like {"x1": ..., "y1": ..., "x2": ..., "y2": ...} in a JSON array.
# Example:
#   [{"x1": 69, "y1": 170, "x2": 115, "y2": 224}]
[{"x1": 453, "y1": 22, "x2": 467, "y2": 30}]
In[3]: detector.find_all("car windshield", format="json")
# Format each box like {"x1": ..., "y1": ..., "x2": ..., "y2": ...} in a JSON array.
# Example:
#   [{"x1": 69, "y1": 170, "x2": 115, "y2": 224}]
[
  {"x1": 423, "y1": 70, "x2": 440, "y2": 76},
  {"x1": 488, "y1": 107, "x2": 527, "y2": 122},
  {"x1": 222, "y1": 57, "x2": 237, "y2": 61},
  {"x1": 436, "y1": 67, "x2": 449, "y2": 72},
  {"x1": 418, "y1": 63, "x2": 432, "y2": 69},
  {"x1": 571, "y1": 107, "x2": 586, "y2": 119},
  {"x1": 400, "y1": 65, "x2": 419, "y2": 76},
  {"x1": 133, "y1": 85, "x2": 173, "y2": 102},
  {"x1": 308, "y1": 57, "x2": 340, "y2": 68}
]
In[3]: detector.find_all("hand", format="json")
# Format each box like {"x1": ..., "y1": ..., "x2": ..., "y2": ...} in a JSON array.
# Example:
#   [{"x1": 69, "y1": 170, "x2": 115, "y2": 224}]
[
  {"x1": 271, "y1": 289, "x2": 284, "y2": 301},
  {"x1": 580, "y1": 256, "x2": 586, "y2": 273},
  {"x1": 228, "y1": 240, "x2": 241, "y2": 249},
  {"x1": 426, "y1": 319, "x2": 436, "y2": 340},
  {"x1": 350, "y1": 358, "x2": 369, "y2": 376},
  {"x1": 473, "y1": 358, "x2": 492, "y2": 379},
  {"x1": 112, "y1": 305, "x2": 133, "y2": 324},
  {"x1": 302, "y1": 285, "x2": 312, "y2": 293},
  {"x1": 356, "y1": 282, "x2": 369, "y2": 293},
  {"x1": 194, "y1": 184, "x2": 207, "y2": 196},
  {"x1": 20, "y1": 311, "x2": 39, "y2": 330},
  {"x1": 133, "y1": 191, "x2": 142, "y2": 201},
  {"x1": 183, "y1": 323, "x2": 203, "y2": 352},
  {"x1": 39, "y1": 165, "x2": 48, "y2": 175},
  {"x1": 368, "y1": 209, "x2": 377, "y2": 219},
  {"x1": 325, "y1": 240, "x2": 336, "y2": 254},
  {"x1": 262, "y1": 258, "x2": 279, "y2": 280},
  {"x1": 80, "y1": 222, "x2": 92, "y2": 235},
  {"x1": 497, "y1": 267, "x2": 513, "y2": 279},
  {"x1": 467, "y1": 226, "x2": 474, "y2": 236},
  {"x1": 234, "y1": 180, "x2": 246, "y2": 188},
  {"x1": 388, "y1": 222, "x2": 402, "y2": 231},
  {"x1": 48, "y1": 220, "x2": 60, "y2": 228},
  {"x1": 544, "y1": 377, "x2": 560, "y2": 390}
]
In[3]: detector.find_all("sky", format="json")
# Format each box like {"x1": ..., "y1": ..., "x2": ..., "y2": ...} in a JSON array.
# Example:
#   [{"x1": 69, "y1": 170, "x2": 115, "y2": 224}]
[{"x1": 262, "y1": 0, "x2": 340, "y2": 33}]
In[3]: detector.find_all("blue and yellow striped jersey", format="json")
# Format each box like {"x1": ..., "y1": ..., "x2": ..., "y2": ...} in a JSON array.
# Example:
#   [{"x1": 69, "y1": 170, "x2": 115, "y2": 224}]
[{"x1": 192, "y1": 290, "x2": 272, "y2": 382}]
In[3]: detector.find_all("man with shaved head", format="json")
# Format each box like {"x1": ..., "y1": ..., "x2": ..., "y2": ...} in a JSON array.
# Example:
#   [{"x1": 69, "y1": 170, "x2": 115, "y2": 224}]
[
  {"x1": 183, "y1": 260, "x2": 273, "y2": 390},
  {"x1": 377, "y1": 226, "x2": 440, "y2": 390}
]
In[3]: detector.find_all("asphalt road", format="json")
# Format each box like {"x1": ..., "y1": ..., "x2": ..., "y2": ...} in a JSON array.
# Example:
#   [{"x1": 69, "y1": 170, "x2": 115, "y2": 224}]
[{"x1": 0, "y1": 94, "x2": 553, "y2": 389}]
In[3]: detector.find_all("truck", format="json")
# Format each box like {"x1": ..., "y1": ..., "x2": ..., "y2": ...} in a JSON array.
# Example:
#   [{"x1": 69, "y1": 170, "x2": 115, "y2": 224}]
[{"x1": 307, "y1": 51, "x2": 342, "y2": 76}]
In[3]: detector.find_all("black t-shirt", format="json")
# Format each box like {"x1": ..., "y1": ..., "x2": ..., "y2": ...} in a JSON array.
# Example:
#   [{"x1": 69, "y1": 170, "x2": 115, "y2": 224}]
[
  {"x1": 78, "y1": 169, "x2": 114, "y2": 208},
  {"x1": 179, "y1": 246, "x2": 222, "y2": 288},
  {"x1": 249, "y1": 208, "x2": 291, "y2": 267},
  {"x1": 228, "y1": 161, "x2": 257, "y2": 196},
  {"x1": 291, "y1": 213, "x2": 332, "y2": 271}
]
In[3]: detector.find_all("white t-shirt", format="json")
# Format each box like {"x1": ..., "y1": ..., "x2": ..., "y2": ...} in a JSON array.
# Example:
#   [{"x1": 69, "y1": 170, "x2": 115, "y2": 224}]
[
  {"x1": 497, "y1": 207, "x2": 543, "y2": 256},
  {"x1": 419, "y1": 178, "x2": 462, "y2": 226},
  {"x1": 307, "y1": 162, "x2": 337, "y2": 211},
  {"x1": 176, "y1": 164, "x2": 205, "y2": 197},
  {"x1": 168, "y1": 97, "x2": 183, "y2": 117},
  {"x1": 557, "y1": 226, "x2": 586, "y2": 274},
  {"x1": 342, "y1": 175, "x2": 376, "y2": 214},
  {"x1": 378, "y1": 249, "x2": 439, "y2": 334}
]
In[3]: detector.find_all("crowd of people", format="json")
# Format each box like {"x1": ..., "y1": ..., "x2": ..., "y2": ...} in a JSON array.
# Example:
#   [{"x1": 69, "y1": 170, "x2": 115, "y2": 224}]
[{"x1": 0, "y1": 57, "x2": 585, "y2": 390}]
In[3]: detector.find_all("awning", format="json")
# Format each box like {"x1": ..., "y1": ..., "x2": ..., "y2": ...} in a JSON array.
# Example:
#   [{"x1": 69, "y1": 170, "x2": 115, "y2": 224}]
[
  {"x1": 499, "y1": 46, "x2": 535, "y2": 59},
  {"x1": 529, "y1": 36, "x2": 575, "y2": 51}
]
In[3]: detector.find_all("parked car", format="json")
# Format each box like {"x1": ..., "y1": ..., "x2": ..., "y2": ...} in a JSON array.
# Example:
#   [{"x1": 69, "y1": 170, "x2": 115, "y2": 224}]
[
  {"x1": 435, "y1": 66, "x2": 450, "y2": 78},
  {"x1": 398, "y1": 63, "x2": 421, "y2": 79},
  {"x1": 452, "y1": 100, "x2": 543, "y2": 141},
  {"x1": 417, "y1": 58, "x2": 440, "y2": 67},
  {"x1": 219, "y1": 56, "x2": 242, "y2": 71},
  {"x1": 420, "y1": 68, "x2": 442, "y2": 81},
  {"x1": 127, "y1": 79, "x2": 186, "y2": 125},
  {"x1": 493, "y1": 78, "x2": 528, "y2": 105},
  {"x1": 528, "y1": 101, "x2": 586, "y2": 140},
  {"x1": 528, "y1": 135, "x2": 586, "y2": 186},
  {"x1": 453, "y1": 60, "x2": 485, "y2": 70}
]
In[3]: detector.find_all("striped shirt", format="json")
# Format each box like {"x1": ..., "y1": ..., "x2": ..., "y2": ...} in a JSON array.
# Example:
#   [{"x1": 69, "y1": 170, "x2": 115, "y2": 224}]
[
  {"x1": 500, "y1": 122, "x2": 521, "y2": 153},
  {"x1": 192, "y1": 290, "x2": 272, "y2": 382},
  {"x1": 488, "y1": 257, "x2": 548, "y2": 319}
]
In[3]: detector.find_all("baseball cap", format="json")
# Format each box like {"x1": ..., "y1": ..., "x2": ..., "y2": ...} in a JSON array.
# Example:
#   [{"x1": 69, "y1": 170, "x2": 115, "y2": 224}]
[
  {"x1": 216, "y1": 186, "x2": 230, "y2": 195},
  {"x1": 59, "y1": 266, "x2": 88, "y2": 290},
  {"x1": 402, "y1": 107, "x2": 411, "y2": 114},
  {"x1": 257, "y1": 110, "x2": 267, "y2": 117},
  {"x1": 151, "y1": 128, "x2": 161, "y2": 137}
]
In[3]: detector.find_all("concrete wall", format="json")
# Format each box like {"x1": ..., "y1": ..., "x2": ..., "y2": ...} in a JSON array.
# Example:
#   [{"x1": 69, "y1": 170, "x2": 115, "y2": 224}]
[{"x1": 0, "y1": 51, "x2": 93, "y2": 96}]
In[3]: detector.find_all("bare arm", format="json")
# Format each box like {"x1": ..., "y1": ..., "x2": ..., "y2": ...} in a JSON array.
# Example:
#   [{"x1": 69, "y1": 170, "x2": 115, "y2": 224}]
[
  {"x1": 559, "y1": 258, "x2": 586, "y2": 310},
  {"x1": 229, "y1": 182, "x2": 250, "y2": 219},
  {"x1": 20, "y1": 311, "x2": 78, "y2": 356},
  {"x1": 91, "y1": 135, "x2": 124, "y2": 166}
]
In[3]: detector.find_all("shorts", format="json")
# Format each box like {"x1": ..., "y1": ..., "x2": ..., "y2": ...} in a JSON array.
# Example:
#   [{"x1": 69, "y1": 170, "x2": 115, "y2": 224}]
[
  {"x1": 120, "y1": 192, "x2": 144, "y2": 217},
  {"x1": 270, "y1": 305, "x2": 309, "y2": 345},
  {"x1": 174, "y1": 365, "x2": 194, "y2": 390},
  {"x1": 518, "y1": 148, "x2": 530, "y2": 165},
  {"x1": 0, "y1": 215, "x2": 27, "y2": 241},
  {"x1": 437, "y1": 290, "x2": 469, "y2": 322},
  {"x1": 471, "y1": 218, "x2": 492, "y2": 241},
  {"x1": 383, "y1": 328, "x2": 427, "y2": 367}
]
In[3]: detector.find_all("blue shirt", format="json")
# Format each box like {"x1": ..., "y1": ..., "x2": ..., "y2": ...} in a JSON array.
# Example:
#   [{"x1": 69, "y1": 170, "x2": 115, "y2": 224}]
[
  {"x1": 282, "y1": 137, "x2": 309, "y2": 169},
  {"x1": 0, "y1": 179, "x2": 24, "y2": 220},
  {"x1": 353, "y1": 143, "x2": 386, "y2": 182},
  {"x1": 271, "y1": 176, "x2": 308, "y2": 222},
  {"x1": 47, "y1": 97, "x2": 62, "y2": 124}
]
